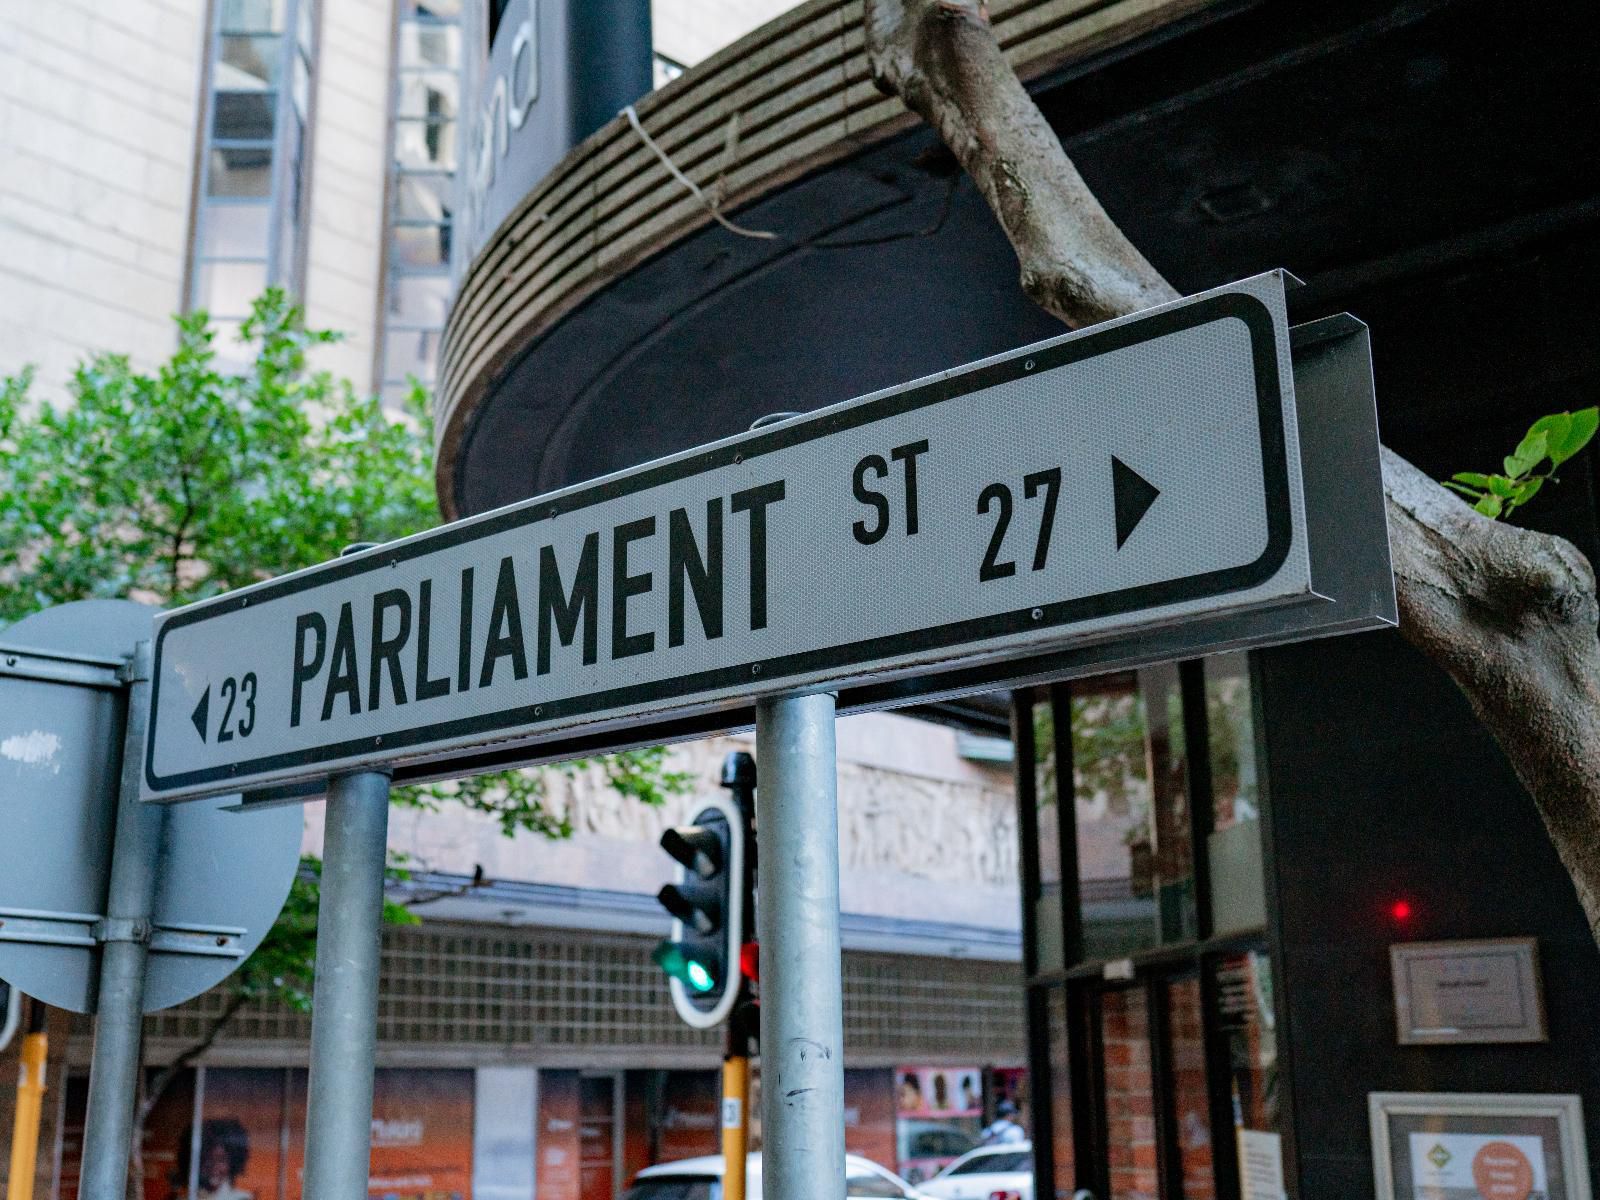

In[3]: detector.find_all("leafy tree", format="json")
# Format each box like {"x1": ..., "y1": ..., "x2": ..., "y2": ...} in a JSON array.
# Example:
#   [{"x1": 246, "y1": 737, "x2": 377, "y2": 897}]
[{"x1": 0, "y1": 292, "x2": 690, "y2": 1157}]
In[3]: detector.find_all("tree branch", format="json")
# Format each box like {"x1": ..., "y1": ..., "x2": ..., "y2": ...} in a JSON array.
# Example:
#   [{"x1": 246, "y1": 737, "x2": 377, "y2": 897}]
[
  {"x1": 864, "y1": 0, "x2": 1600, "y2": 941},
  {"x1": 137, "y1": 990, "x2": 250, "y2": 1127}
]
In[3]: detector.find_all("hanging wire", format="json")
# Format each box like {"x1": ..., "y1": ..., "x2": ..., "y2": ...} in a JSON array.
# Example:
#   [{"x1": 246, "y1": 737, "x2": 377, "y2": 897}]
[
  {"x1": 621, "y1": 105, "x2": 780, "y2": 240},
  {"x1": 619, "y1": 106, "x2": 963, "y2": 251}
]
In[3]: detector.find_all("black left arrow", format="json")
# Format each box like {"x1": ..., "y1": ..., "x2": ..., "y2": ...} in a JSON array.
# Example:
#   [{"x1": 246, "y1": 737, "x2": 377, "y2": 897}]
[{"x1": 191, "y1": 686, "x2": 211, "y2": 742}]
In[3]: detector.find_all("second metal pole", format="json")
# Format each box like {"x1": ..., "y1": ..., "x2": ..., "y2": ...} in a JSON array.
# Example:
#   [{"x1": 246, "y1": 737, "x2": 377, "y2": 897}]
[
  {"x1": 756, "y1": 692, "x2": 844, "y2": 1200},
  {"x1": 80, "y1": 641, "x2": 164, "y2": 1200},
  {"x1": 301, "y1": 769, "x2": 391, "y2": 1200}
]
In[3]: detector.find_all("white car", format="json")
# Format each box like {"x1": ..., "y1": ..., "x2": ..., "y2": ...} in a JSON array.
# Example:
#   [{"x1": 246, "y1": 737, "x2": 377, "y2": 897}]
[
  {"x1": 917, "y1": 1142, "x2": 1034, "y2": 1200},
  {"x1": 624, "y1": 1152, "x2": 935, "y2": 1200}
]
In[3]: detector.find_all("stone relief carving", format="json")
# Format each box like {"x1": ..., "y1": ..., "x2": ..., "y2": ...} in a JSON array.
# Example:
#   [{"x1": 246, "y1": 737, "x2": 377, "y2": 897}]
[{"x1": 559, "y1": 734, "x2": 1019, "y2": 887}]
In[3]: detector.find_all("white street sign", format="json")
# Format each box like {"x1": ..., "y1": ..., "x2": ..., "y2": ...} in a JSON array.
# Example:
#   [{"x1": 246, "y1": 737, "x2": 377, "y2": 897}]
[{"x1": 144, "y1": 273, "x2": 1311, "y2": 801}]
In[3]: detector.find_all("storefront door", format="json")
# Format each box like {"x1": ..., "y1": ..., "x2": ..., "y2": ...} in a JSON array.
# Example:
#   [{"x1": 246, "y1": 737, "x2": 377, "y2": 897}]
[
  {"x1": 1016, "y1": 658, "x2": 1287, "y2": 1200},
  {"x1": 579, "y1": 1072, "x2": 624, "y2": 1200}
]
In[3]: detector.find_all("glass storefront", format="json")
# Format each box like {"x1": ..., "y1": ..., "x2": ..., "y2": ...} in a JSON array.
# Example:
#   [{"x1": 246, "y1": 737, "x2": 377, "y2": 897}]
[{"x1": 1016, "y1": 656, "x2": 1279, "y2": 1200}]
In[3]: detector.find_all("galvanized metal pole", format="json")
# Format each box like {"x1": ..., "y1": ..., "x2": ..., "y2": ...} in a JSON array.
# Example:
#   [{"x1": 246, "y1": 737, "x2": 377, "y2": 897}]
[
  {"x1": 80, "y1": 640, "x2": 164, "y2": 1200},
  {"x1": 755, "y1": 692, "x2": 845, "y2": 1200},
  {"x1": 301, "y1": 767, "x2": 391, "y2": 1200}
]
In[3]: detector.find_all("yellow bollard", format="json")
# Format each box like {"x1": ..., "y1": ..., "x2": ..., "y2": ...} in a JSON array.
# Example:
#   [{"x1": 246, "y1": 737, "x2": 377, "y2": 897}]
[
  {"x1": 721, "y1": 1055, "x2": 749, "y2": 1200},
  {"x1": 7, "y1": 1010, "x2": 48, "y2": 1200}
]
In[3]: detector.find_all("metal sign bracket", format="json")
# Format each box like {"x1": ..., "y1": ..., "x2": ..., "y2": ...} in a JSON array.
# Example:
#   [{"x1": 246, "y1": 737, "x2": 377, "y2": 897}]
[{"x1": 0, "y1": 909, "x2": 244, "y2": 959}]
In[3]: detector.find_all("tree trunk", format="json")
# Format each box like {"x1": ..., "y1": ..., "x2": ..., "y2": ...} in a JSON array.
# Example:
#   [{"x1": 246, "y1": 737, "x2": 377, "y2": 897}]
[{"x1": 862, "y1": 0, "x2": 1600, "y2": 943}]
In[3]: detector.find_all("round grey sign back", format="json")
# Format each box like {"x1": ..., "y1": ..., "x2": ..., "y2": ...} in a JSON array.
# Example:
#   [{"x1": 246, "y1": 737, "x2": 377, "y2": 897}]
[{"x1": 0, "y1": 601, "x2": 301, "y2": 1012}]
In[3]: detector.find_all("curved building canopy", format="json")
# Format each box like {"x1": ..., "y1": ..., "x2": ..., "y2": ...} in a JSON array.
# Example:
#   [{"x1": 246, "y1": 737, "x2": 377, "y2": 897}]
[{"x1": 438, "y1": 0, "x2": 1600, "y2": 519}]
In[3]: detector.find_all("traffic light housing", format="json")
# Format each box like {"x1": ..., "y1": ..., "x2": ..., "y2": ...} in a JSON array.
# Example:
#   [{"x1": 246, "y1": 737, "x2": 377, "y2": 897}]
[{"x1": 654, "y1": 793, "x2": 745, "y2": 1028}]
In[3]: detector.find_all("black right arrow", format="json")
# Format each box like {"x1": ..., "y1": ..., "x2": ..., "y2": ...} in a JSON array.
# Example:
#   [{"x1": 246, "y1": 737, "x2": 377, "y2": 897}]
[
  {"x1": 1112, "y1": 455, "x2": 1161, "y2": 549},
  {"x1": 190, "y1": 686, "x2": 211, "y2": 743}
]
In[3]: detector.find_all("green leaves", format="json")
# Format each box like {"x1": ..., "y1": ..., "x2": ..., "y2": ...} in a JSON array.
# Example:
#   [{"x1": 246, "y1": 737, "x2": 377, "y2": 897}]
[
  {"x1": 0, "y1": 291, "x2": 694, "y2": 1015},
  {"x1": 1529, "y1": 408, "x2": 1600, "y2": 467},
  {"x1": 1441, "y1": 406, "x2": 1597, "y2": 522},
  {"x1": 0, "y1": 290, "x2": 440, "y2": 621}
]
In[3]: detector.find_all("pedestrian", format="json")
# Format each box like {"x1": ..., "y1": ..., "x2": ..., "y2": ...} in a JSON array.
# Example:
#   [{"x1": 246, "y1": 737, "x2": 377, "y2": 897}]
[{"x1": 980, "y1": 1099, "x2": 1025, "y2": 1145}]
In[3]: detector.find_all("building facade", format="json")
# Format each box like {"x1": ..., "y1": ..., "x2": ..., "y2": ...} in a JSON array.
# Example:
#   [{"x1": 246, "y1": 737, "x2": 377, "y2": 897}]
[{"x1": 0, "y1": 0, "x2": 795, "y2": 396}]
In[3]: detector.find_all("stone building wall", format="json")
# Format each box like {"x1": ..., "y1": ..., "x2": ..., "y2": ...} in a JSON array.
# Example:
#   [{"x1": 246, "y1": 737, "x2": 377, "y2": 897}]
[{"x1": 0, "y1": 0, "x2": 206, "y2": 389}]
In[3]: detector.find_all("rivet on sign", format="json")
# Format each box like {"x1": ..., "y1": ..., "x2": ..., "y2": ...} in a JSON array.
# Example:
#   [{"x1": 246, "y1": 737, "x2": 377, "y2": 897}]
[
  {"x1": 215, "y1": 935, "x2": 228, "y2": 946},
  {"x1": 4, "y1": 656, "x2": 14, "y2": 667},
  {"x1": 1031, "y1": 608, "x2": 1044, "y2": 620},
  {"x1": 752, "y1": 664, "x2": 762, "y2": 675},
  {"x1": 1025, "y1": 359, "x2": 1035, "y2": 370},
  {"x1": 734, "y1": 453, "x2": 744, "y2": 464},
  {"x1": 390, "y1": 559, "x2": 398, "y2": 568},
  {"x1": 375, "y1": 736, "x2": 383, "y2": 745},
  {"x1": 230, "y1": 765, "x2": 239, "y2": 773},
  {"x1": 240, "y1": 598, "x2": 249, "y2": 607},
  {"x1": 535, "y1": 706, "x2": 543, "y2": 716}
]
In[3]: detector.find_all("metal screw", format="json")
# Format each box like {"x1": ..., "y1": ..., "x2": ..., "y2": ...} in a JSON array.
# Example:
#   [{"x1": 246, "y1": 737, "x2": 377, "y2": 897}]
[
  {"x1": 240, "y1": 598, "x2": 249, "y2": 607},
  {"x1": 215, "y1": 935, "x2": 228, "y2": 946},
  {"x1": 1025, "y1": 359, "x2": 1035, "y2": 370},
  {"x1": 4, "y1": 656, "x2": 14, "y2": 667},
  {"x1": 751, "y1": 664, "x2": 762, "y2": 675},
  {"x1": 1031, "y1": 608, "x2": 1044, "y2": 620},
  {"x1": 535, "y1": 706, "x2": 543, "y2": 716},
  {"x1": 375, "y1": 736, "x2": 383, "y2": 745},
  {"x1": 734, "y1": 453, "x2": 744, "y2": 464},
  {"x1": 390, "y1": 559, "x2": 398, "y2": 568}
]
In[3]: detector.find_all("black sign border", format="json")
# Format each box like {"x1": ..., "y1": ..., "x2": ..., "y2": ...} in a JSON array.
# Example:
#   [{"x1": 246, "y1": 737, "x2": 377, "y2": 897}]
[{"x1": 146, "y1": 290, "x2": 1292, "y2": 794}]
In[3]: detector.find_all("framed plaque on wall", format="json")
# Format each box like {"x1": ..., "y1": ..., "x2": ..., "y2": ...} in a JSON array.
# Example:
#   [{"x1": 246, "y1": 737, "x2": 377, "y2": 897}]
[{"x1": 1390, "y1": 937, "x2": 1546, "y2": 1045}]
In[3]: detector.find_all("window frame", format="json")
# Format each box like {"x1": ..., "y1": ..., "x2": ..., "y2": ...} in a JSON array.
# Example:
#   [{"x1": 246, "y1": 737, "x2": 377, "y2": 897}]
[
  {"x1": 188, "y1": 0, "x2": 319, "y2": 322},
  {"x1": 1015, "y1": 655, "x2": 1284, "y2": 1199},
  {"x1": 374, "y1": 0, "x2": 468, "y2": 407}
]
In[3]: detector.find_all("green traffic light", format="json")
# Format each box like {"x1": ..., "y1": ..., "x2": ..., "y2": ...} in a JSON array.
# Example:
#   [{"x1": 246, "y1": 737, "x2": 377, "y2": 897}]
[
  {"x1": 653, "y1": 940, "x2": 718, "y2": 993},
  {"x1": 685, "y1": 960, "x2": 715, "y2": 993}
]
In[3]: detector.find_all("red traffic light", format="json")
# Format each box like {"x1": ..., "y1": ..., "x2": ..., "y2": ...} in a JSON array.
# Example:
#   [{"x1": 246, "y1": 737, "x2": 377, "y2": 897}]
[{"x1": 739, "y1": 941, "x2": 759, "y2": 983}]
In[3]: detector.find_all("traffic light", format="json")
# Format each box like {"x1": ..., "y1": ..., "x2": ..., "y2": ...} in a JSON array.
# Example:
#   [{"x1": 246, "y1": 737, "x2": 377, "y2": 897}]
[{"x1": 654, "y1": 793, "x2": 745, "y2": 1028}]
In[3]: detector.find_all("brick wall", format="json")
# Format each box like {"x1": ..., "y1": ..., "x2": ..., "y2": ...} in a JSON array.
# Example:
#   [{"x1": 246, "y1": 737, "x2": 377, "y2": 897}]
[{"x1": 1101, "y1": 988, "x2": 1157, "y2": 1200}]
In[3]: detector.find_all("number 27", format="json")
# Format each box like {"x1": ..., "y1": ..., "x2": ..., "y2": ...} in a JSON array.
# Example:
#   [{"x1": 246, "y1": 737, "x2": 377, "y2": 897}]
[{"x1": 979, "y1": 467, "x2": 1061, "y2": 582}]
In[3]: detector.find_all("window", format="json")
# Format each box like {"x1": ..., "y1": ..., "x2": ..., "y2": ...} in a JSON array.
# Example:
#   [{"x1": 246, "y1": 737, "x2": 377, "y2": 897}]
[
  {"x1": 1204, "y1": 652, "x2": 1266, "y2": 933},
  {"x1": 946, "y1": 1150, "x2": 1033, "y2": 1176},
  {"x1": 378, "y1": 0, "x2": 466, "y2": 410},
  {"x1": 620, "y1": 1181, "x2": 719, "y2": 1200},
  {"x1": 846, "y1": 1167, "x2": 910, "y2": 1198},
  {"x1": 190, "y1": 0, "x2": 317, "y2": 359},
  {"x1": 1071, "y1": 672, "x2": 1158, "y2": 960}
]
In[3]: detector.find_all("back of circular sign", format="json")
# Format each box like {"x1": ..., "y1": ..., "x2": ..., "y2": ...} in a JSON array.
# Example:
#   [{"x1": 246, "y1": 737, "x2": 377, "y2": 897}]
[{"x1": 0, "y1": 600, "x2": 302, "y2": 1013}]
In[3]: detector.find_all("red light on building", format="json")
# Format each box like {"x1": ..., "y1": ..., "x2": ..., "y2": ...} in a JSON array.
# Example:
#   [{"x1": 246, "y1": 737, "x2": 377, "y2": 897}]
[{"x1": 1390, "y1": 899, "x2": 1413, "y2": 921}]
